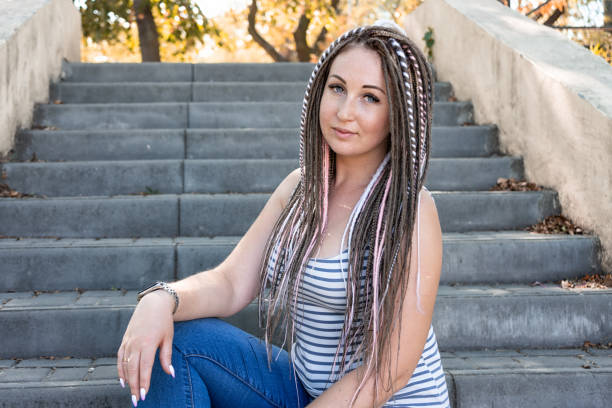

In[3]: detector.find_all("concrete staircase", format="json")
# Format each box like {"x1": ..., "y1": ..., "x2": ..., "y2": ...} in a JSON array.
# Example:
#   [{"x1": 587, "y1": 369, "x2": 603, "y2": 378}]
[{"x1": 0, "y1": 62, "x2": 610, "y2": 407}]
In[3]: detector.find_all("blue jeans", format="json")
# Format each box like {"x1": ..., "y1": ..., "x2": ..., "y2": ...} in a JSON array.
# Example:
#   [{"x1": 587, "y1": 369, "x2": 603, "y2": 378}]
[{"x1": 138, "y1": 317, "x2": 314, "y2": 407}]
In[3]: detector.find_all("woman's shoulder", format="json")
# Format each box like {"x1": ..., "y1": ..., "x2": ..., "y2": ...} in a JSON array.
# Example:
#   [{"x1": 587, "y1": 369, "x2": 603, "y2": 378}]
[{"x1": 275, "y1": 168, "x2": 301, "y2": 209}]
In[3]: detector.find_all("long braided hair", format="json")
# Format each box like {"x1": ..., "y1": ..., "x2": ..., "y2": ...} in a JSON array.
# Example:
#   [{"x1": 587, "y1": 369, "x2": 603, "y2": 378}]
[{"x1": 256, "y1": 22, "x2": 434, "y2": 406}]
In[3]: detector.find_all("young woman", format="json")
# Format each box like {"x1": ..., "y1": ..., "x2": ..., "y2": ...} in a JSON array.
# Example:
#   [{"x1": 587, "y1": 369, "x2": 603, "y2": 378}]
[{"x1": 117, "y1": 20, "x2": 449, "y2": 408}]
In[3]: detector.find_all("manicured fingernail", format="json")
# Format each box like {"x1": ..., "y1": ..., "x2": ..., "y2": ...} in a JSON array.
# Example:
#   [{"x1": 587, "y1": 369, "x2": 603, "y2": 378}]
[
  {"x1": 169, "y1": 364, "x2": 175, "y2": 378},
  {"x1": 119, "y1": 377, "x2": 125, "y2": 388},
  {"x1": 131, "y1": 394, "x2": 138, "y2": 407},
  {"x1": 140, "y1": 387, "x2": 146, "y2": 401}
]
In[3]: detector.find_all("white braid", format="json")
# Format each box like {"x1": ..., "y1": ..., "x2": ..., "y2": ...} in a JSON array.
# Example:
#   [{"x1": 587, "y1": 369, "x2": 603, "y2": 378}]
[
  {"x1": 388, "y1": 37, "x2": 424, "y2": 183},
  {"x1": 338, "y1": 152, "x2": 391, "y2": 285}
]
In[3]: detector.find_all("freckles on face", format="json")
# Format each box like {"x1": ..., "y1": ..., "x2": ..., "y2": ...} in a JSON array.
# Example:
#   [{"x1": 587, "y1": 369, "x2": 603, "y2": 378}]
[{"x1": 318, "y1": 45, "x2": 390, "y2": 158}]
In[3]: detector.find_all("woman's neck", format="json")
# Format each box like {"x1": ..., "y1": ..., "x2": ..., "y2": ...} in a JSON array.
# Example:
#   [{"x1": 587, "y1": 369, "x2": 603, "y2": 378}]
[{"x1": 333, "y1": 151, "x2": 387, "y2": 191}]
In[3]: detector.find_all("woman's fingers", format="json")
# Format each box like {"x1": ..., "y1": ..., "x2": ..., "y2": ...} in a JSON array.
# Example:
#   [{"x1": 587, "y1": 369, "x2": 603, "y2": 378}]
[
  {"x1": 126, "y1": 351, "x2": 141, "y2": 407},
  {"x1": 116, "y1": 345, "x2": 126, "y2": 388},
  {"x1": 159, "y1": 334, "x2": 175, "y2": 378},
  {"x1": 138, "y1": 345, "x2": 159, "y2": 402}
]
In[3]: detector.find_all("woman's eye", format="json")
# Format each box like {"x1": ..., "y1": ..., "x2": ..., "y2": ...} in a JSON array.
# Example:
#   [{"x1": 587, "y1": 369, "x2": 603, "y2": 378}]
[
  {"x1": 328, "y1": 84, "x2": 344, "y2": 94},
  {"x1": 365, "y1": 94, "x2": 380, "y2": 103}
]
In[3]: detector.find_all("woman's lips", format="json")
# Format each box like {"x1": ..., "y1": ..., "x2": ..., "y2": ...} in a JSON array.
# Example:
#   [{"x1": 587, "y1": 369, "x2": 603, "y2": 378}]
[{"x1": 333, "y1": 127, "x2": 357, "y2": 139}]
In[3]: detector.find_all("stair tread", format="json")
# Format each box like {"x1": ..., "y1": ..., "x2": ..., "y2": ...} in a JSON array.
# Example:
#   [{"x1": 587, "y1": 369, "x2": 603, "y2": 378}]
[
  {"x1": 2, "y1": 285, "x2": 610, "y2": 311},
  {"x1": 36, "y1": 100, "x2": 470, "y2": 107},
  {"x1": 2, "y1": 156, "x2": 520, "y2": 164},
  {"x1": 54, "y1": 80, "x2": 452, "y2": 85},
  {"x1": 0, "y1": 231, "x2": 596, "y2": 249},
  {"x1": 18, "y1": 124, "x2": 495, "y2": 133},
  {"x1": 0, "y1": 189, "x2": 554, "y2": 201},
  {"x1": 0, "y1": 349, "x2": 609, "y2": 386}
]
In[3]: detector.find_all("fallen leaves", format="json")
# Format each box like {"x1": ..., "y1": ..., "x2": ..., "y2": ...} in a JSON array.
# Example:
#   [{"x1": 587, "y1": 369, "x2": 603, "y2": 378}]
[
  {"x1": 32, "y1": 288, "x2": 86, "y2": 297},
  {"x1": 526, "y1": 215, "x2": 585, "y2": 235},
  {"x1": 0, "y1": 183, "x2": 38, "y2": 198},
  {"x1": 558, "y1": 273, "x2": 612, "y2": 289},
  {"x1": 490, "y1": 177, "x2": 542, "y2": 192},
  {"x1": 490, "y1": 178, "x2": 587, "y2": 235},
  {"x1": 28, "y1": 152, "x2": 45, "y2": 162},
  {"x1": 33, "y1": 289, "x2": 60, "y2": 297},
  {"x1": 136, "y1": 186, "x2": 161, "y2": 195},
  {"x1": 31, "y1": 125, "x2": 59, "y2": 130},
  {"x1": 582, "y1": 341, "x2": 612, "y2": 351},
  {"x1": 39, "y1": 355, "x2": 73, "y2": 360}
]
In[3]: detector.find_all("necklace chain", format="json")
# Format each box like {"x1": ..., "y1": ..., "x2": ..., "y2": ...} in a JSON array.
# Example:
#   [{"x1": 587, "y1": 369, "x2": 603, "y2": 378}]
[{"x1": 322, "y1": 202, "x2": 354, "y2": 237}]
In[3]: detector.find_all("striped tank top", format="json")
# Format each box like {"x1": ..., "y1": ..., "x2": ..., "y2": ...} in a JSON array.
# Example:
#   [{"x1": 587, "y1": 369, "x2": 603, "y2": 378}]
[{"x1": 266, "y1": 248, "x2": 450, "y2": 407}]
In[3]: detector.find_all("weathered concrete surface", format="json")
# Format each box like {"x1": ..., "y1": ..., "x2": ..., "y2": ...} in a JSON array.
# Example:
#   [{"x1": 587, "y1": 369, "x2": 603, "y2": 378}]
[
  {"x1": 1, "y1": 286, "x2": 610, "y2": 358},
  {"x1": 0, "y1": 0, "x2": 81, "y2": 158},
  {"x1": 0, "y1": 232, "x2": 599, "y2": 291},
  {"x1": 8, "y1": 125, "x2": 498, "y2": 162},
  {"x1": 0, "y1": 156, "x2": 522, "y2": 196},
  {"x1": 1, "y1": 351, "x2": 610, "y2": 407},
  {"x1": 404, "y1": 0, "x2": 612, "y2": 272}
]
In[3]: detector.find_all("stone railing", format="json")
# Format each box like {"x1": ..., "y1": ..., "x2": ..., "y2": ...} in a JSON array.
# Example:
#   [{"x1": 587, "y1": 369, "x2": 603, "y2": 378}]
[
  {"x1": 404, "y1": 0, "x2": 612, "y2": 273},
  {"x1": 0, "y1": 0, "x2": 81, "y2": 158}
]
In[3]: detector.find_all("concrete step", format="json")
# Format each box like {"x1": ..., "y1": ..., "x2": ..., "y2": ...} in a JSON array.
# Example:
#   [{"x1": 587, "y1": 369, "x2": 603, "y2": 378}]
[
  {"x1": 1, "y1": 349, "x2": 609, "y2": 407},
  {"x1": 0, "y1": 232, "x2": 600, "y2": 292},
  {"x1": 443, "y1": 348, "x2": 612, "y2": 407},
  {"x1": 0, "y1": 157, "x2": 523, "y2": 197},
  {"x1": 49, "y1": 81, "x2": 454, "y2": 103},
  {"x1": 61, "y1": 62, "x2": 317, "y2": 82},
  {"x1": 9, "y1": 125, "x2": 499, "y2": 162},
  {"x1": 0, "y1": 191, "x2": 560, "y2": 238},
  {"x1": 31, "y1": 101, "x2": 473, "y2": 130},
  {"x1": 1, "y1": 285, "x2": 610, "y2": 358}
]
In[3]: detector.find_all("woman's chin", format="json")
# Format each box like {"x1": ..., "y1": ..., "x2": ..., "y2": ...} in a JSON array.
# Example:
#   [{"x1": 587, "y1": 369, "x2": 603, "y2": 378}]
[{"x1": 326, "y1": 142, "x2": 356, "y2": 157}]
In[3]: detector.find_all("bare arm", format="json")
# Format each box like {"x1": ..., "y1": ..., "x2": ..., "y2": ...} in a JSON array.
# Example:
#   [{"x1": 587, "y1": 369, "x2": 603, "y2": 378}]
[
  {"x1": 118, "y1": 168, "x2": 301, "y2": 402},
  {"x1": 162, "y1": 168, "x2": 302, "y2": 321},
  {"x1": 306, "y1": 188, "x2": 443, "y2": 407}
]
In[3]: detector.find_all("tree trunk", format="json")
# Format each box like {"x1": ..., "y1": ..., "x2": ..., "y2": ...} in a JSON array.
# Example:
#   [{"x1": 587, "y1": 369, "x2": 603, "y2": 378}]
[
  {"x1": 543, "y1": 7, "x2": 565, "y2": 26},
  {"x1": 293, "y1": 13, "x2": 312, "y2": 62},
  {"x1": 248, "y1": 0, "x2": 288, "y2": 62},
  {"x1": 133, "y1": 0, "x2": 161, "y2": 62},
  {"x1": 604, "y1": 0, "x2": 612, "y2": 27}
]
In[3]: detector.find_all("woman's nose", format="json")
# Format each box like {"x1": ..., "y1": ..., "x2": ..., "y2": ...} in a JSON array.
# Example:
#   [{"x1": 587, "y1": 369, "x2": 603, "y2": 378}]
[{"x1": 336, "y1": 97, "x2": 356, "y2": 121}]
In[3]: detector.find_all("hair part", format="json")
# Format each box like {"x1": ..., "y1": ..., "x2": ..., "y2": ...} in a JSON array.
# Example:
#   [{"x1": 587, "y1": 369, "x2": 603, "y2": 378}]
[{"x1": 256, "y1": 24, "x2": 434, "y2": 407}]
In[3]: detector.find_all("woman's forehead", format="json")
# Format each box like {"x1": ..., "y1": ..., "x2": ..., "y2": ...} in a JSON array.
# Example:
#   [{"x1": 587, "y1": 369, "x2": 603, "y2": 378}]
[{"x1": 327, "y1": 45, "x2": 385, "y2": 86}]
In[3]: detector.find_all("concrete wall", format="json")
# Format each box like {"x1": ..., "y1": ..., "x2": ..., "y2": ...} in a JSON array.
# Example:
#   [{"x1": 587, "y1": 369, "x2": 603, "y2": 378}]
[
  {"x1": 0, "y1": 0, "x2": 81, "y2": 159},
  {"x1": 404, "y1": 0, "x2": 612, "y2": 273}
]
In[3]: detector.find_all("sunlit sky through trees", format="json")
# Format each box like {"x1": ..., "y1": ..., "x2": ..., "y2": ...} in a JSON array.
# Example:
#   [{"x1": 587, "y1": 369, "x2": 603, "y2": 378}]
[
  {"x1": 194, "y1": 0, "x2": 251, "y2": 17},
  {"x1": 76, "y1": 1, "x2": 608, "y2": 63}
]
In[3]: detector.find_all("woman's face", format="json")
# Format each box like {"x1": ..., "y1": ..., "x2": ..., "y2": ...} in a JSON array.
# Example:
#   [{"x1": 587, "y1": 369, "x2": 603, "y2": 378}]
[{"x1": 319, "y1": 44, "x2": 390, "y2": 161}]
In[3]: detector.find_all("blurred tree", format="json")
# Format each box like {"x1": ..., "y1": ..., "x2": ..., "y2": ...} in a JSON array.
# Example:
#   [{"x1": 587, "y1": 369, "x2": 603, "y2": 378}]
[
  {"x1": 502, "y1": 0, "x2": 612, "y2": 64},
  {"x1": 245, "y1": 0, "x2": 422, "y2": 62},
  {"x1": 247, "y1": 0, "x2": 340, "y2": 62},
  {"x1": 76, "y1": 0, "x2": 224, "y2": 61}
]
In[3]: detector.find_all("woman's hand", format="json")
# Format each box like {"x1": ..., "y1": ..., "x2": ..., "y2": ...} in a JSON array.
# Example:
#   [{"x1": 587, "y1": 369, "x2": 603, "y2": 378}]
[{"x1": 117, "y1": 291, "x2": 176, "y2": 404}]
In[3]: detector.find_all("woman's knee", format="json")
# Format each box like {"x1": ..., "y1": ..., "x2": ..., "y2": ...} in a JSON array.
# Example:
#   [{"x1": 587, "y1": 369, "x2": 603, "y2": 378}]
[{"x1": 171, "y1": 317, "x2": 255, "y2": 355}]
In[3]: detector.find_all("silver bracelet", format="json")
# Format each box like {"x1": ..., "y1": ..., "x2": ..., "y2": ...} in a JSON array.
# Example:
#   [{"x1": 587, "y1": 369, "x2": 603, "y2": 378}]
[{"x1": 137, "y1": 281, "x2": 179, "y2": 314}]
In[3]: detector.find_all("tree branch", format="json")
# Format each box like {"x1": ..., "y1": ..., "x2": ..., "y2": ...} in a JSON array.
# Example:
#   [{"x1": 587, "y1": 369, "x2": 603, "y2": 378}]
[
  {"x1": 311, "y1": 0, "x2": 341, "y2": 55},
  {"x1": 248, "y1": 0, "x2": 288, "y2": 62},
  {"x1": 526, "y1": 0, "x2": 553, "y2": 18}
]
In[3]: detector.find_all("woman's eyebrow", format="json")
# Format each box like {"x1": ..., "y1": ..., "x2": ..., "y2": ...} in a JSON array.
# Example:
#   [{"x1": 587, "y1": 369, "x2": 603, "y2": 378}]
[{"x1": 329, "y1": 74, "x2": 386, "y2": 95}]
